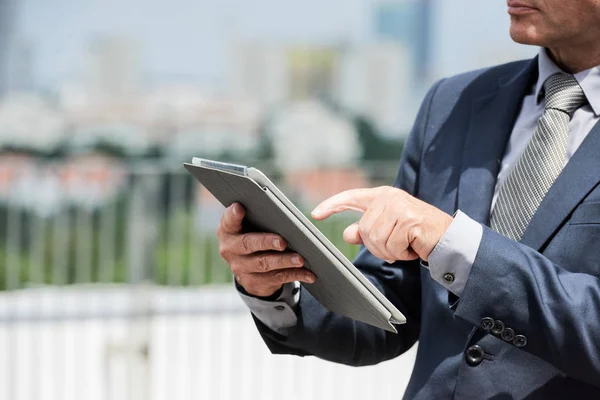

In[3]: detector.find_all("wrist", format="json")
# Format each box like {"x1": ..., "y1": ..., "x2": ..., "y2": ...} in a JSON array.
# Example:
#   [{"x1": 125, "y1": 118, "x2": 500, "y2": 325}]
[
  {"x1": 417, "y1": 212, "x2": 454, "y2": 261},
  {"x1": 235, "y1": 280, "x2": 283, "y2": 300}
]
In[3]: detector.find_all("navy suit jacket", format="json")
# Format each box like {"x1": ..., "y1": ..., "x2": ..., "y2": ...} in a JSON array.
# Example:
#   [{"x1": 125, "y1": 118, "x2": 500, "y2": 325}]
[{"x1": 254, "y1": 58, "x2": 600, "y2": 399}]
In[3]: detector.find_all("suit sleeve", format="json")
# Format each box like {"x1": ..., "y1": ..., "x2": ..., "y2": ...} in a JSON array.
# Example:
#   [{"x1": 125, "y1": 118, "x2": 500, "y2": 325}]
[
  {"x1": 252, "y1": 79, "x2": 446, "y2": 366},
  {"x1": 455, "y1": 225, "x2": 600, "y2": 386}
]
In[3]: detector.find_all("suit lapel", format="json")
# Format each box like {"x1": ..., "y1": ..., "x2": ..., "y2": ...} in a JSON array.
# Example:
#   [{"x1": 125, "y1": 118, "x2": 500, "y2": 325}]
[
  {"x1": 457, "y1": 59, "x2": 538, "y2": 225},
  {"x1": 520, "y1": 119, "x2": 600, "y2": 250}
]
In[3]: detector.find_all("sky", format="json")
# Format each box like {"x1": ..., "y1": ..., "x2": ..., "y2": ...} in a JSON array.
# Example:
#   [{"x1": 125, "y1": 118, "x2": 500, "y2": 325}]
[{"x1": 13, "y1": 0, "x2": 538, "y2": 91}]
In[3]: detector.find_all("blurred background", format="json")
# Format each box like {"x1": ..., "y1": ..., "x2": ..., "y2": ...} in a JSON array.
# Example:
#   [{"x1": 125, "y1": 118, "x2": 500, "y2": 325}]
[{"x1": 0, "y1": 0, "x2": 536, "y2": 399}]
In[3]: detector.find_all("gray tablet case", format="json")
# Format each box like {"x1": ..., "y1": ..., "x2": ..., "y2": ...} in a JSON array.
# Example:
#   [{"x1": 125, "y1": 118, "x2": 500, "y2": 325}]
[{"x1": 184, "y1": 158, "x2": 405, "y2": 332}]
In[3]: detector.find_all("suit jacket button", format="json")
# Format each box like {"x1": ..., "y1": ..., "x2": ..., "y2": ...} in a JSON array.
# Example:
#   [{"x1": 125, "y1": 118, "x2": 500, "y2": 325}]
[
  {"x1": 501, "y1": 328, "x2": 515, "y2": 342},
  {"x1": 481, "y1": 317, "x2": 494, "y2": 331},
  {"x1": 491, "y1": 320, "x2": 505, "y2": 335},
  {"x1": 465, "y1": 345, "x2": 485, "y2": 366},
  {"x1": 443, "y1": 273, "x2": 455, "y2": 284},
  {"x1": 513, "y1": 335, "x2": 528, "y2": 347}
]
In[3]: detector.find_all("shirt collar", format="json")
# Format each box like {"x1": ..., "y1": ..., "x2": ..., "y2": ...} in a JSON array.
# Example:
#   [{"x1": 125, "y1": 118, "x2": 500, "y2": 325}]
[{"x1": 535, "y1": 48, "x2": 600, "y2": 117}]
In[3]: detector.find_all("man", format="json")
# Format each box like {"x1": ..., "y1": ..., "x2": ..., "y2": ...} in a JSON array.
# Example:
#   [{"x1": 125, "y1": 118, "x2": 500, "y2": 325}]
[{"x1": 217, "y1": 1, "x2": 600, "y2": 398}]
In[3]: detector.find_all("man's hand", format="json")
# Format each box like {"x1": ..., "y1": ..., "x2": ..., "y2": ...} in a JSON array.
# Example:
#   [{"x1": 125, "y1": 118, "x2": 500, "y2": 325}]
[
  {"x1": 311, "y1": 186, "x2": 453, "y2": 263},
  {"x1": 217, "y1": 203, "x2": 316, "y2": 297}
]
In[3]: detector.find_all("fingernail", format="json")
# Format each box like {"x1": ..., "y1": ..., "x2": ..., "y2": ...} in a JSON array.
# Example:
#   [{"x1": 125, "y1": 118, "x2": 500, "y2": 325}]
[
  {"x1": 292, "y1": 255, "x2": 302, "y2": 265},
  {"x1": 311, "y1": 207, "x2": 321, "y2": 217},
  {"x1": 231, "y1": 204, "x2": 238, "y2": 216},
  {"x1": 306, "y1": 274, "x2": 315, "y2": 283},
  {"x1": 273, "y1": 238, "x2": 281, "y2": 249}
]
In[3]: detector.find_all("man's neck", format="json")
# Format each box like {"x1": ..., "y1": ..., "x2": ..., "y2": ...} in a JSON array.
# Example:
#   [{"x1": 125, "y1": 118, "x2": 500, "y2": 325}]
[{"x1": 547, "y1": 45, "x2": 600, "y2": 74}]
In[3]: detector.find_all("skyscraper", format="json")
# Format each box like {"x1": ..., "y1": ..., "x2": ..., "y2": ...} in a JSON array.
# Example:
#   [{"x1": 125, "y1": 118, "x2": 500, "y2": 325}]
[
  {"x1": 229, "y1": 42, "x2": 342, "y2": 106},
  {"x1": 229, "y1": 42, "x2": 287, "y2": 106},
  {"x1": 85, "y1": 36, "x2": 141, "y2": 101},
  {"x1": 6, "y1": 39, "x2": 34, "y2": 92},
  {"x1": 338, "y1": 42, "x2": 413, "y2": 136},
  {"x1": 373, "y1": 0, "x2": 432, "y2": 83},
  {"x1": 0, "y1": 0, "x2": 17, "y2": 96},
  {"x1": 286, "y1": 47, "x2": 341, "y2": 101}
]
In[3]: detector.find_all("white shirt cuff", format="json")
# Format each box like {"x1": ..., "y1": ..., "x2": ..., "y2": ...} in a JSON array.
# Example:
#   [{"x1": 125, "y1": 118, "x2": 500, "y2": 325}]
[
  {"x1": 426, "y1": 210, "x2": 483, "y2": 296},
  {"x1": 237, "y1": 282, "x2": 301, "y2": 334}
]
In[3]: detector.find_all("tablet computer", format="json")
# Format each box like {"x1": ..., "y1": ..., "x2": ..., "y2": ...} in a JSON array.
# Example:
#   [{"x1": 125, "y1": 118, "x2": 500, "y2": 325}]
[{"x1": 184, "y1": 158, "x2": 405, "y2": 332}]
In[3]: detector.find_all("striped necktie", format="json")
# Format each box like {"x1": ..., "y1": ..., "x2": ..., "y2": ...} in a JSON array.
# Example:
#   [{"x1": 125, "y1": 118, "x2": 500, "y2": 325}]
[{"x1": 490, "y1": 73, "x2": 587, "y2": 241}]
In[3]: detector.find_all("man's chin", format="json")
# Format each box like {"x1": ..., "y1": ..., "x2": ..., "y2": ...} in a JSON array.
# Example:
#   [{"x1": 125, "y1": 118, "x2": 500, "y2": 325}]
[{"x1": 509, "y1": 23, "x2": 545, "y2": 46}]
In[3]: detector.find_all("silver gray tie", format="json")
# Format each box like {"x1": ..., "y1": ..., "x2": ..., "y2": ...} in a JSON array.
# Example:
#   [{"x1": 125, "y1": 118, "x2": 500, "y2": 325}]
[{"x1": 490, "y1": 73, "x2": 587, "y2": 241}]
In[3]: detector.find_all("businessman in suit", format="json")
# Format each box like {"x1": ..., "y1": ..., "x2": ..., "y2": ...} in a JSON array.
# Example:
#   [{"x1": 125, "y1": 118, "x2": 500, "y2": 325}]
[{"x1": 217, "y1": 1, "x2": 600, "y2": 398}]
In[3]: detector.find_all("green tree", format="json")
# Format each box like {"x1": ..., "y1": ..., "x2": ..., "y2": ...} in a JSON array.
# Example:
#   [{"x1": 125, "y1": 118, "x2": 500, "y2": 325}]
[{"x1": 354, "y1": 115, "x2": 405, "y2": 161}]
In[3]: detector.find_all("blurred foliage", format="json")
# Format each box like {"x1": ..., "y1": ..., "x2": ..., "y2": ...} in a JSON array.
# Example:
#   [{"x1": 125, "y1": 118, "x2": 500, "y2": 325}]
[
  {"x1": 0, "y1": 201, "x2": 131, "y2": 289},
  {"x1": 0, "y1": 173, "x2": 363, "y2": 291},
  {"x1": 354, "y1": 115, "x2": 405, "y2": 161}
]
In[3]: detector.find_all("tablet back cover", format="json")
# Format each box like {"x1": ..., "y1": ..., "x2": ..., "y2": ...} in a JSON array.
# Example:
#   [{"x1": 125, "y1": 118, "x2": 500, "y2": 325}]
[{"x1": 184, "y1": 162, "x2": 397, "y2": 332}]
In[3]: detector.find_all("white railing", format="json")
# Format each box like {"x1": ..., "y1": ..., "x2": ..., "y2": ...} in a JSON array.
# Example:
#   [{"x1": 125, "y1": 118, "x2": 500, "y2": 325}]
[{"x1": 0, "y1": 285, "x2": 417, "y2": 400}]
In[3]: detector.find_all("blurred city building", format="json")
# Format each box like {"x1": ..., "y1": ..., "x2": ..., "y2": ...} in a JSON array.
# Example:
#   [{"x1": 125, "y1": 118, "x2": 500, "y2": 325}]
[
  {"x1": 266, "y1": 100, "x2": 361, "y2": 172},
  {"x1": 0, "y1": 93, "x2": 66, "y2": 152},
  {"x1": 163, "y1": 93, "x2": 262, "y2": 160},
  {"x1": 229, "y1": 42, "x2": 288, "y2": 106},
  {"x1": 229, "y1": 43, "x2": 343, "y2": 106},
  {"x1": 0, "y1": 0, "x2": 17, "y2": 96},
  {"x1": 6, "y1": 158, "x2": 64, "y2": 217},
  {"x1": 85, "y1": 37, "x2": 141, "y2": 102},
  {"x1": 231, "y1": 41, "x2": 412, "y2": 136},
  {"x1": 60, "y1": 153, "x2": 127, "y2": 210},
  {"x1": 5, "y1": 37, "x2": 35, "y2": 93},
  {"x1": 373, "y1": 0, "x2": 433, "y2": 84},
  {"x1": 337, "y1": 41, "x2": 413, "y2": 135},
  {"x1": 0, "y1": 151, "x2": 126, "y2": 216},
  {"x1": 286, "y1": 47, "x2": 340, "y2": 101},
  {"x1": 0, "y1": 152, "x2": 35, "y2": 202}
]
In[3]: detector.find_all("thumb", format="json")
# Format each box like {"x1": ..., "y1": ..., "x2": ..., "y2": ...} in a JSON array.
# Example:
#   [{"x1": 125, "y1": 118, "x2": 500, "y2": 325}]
[{"x1": 343, "y1": 223, "x2": 363, "y2": 245}]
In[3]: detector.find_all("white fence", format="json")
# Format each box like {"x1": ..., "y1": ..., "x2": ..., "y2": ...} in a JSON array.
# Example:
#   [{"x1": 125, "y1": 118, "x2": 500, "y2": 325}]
[{"x1": 0, "y1": 285, "x2": 416, "y2": 400}]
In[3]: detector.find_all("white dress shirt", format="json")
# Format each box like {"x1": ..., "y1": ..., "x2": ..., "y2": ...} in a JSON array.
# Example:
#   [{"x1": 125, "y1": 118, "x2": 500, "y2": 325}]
[{"x1": 238, "y1": 48, "x2": 600, "y2": 330}]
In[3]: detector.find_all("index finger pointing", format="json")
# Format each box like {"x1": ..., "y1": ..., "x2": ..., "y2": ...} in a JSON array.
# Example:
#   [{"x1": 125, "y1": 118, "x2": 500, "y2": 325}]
[
  {"x1": 219, "y1": 203, "x2": 245, "y2": 235},
  {"x1": 311, "y1": 188, "x2": 382, "y2": 220}
]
